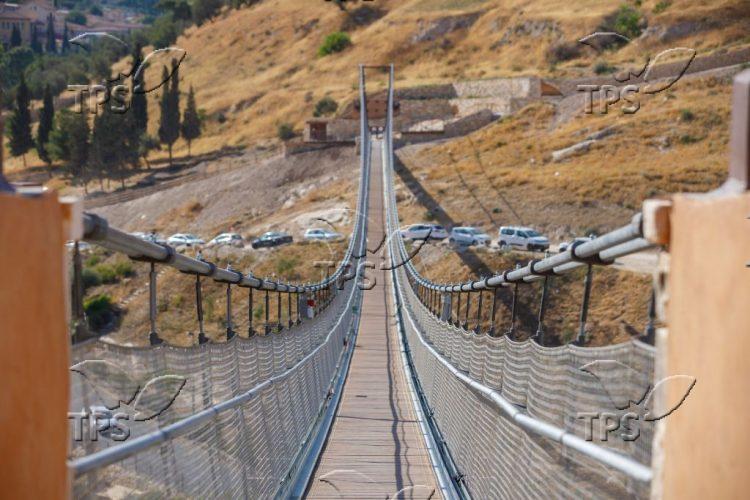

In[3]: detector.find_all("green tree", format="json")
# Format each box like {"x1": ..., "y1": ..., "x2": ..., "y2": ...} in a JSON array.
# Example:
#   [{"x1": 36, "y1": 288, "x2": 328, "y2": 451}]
[
  {"x1": 7, "y1": 75, "x2": 33, "y2": 167},
  {"x1": 130, "y1": 42, "x2": 148, "y2": 134},
  {"x1": 61, "y1": 23, "x2": 70, "y2": 54},
  {"x1": 313, "y1": 96, "x2": 338, "y2": 117},
  {"x1": 48, "y1": 109, "x2": 90, "y2": 191},
  {"x1": 45, "y1": 13, "x2": 56, "y2": 54},
  {"x1": 91, "y1": 91, "x2": 140, "y2": 189},
  {"x1": 138, "y1": 133, "x2": 160, "y2": 169},
  {"x1": 30, "y1": 25, "x2": 42, "y2": 54},
  {"x1": 36, "y1": 85, "x2": 55, "y2": 175},
  {"x1": 66, "y1": 10, "x2": 87, "y2": 25},
  {"x1": 10, "y1": 25, "x2": 21, "y2": 47},
  {"x1": 192, "y1": 0, "x2": 223, "y2": 25},
  {"x1": 180, "y1": 85, "x2": 201, "y2": 156},
  {"x1": 158, "y1": 61, "x2": 180, "y2": 165}
]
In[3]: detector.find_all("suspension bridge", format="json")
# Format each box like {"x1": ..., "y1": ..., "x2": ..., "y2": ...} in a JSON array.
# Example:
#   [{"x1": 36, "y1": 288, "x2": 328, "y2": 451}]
[{"x1": 2, "y1": 66, "x2": 750, "y2": 499}]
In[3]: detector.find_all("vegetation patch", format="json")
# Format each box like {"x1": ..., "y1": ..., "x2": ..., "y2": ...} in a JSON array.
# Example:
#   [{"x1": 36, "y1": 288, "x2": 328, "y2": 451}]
[{"x1": 318, "y1": 32, "x2": 352, "y2": 57}]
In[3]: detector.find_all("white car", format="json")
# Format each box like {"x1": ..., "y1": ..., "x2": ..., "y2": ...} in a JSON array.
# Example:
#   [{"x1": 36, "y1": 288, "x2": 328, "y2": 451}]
[
  {"x1": 207, "y1": 233, "x2": 244, "y2": 248},
  {"x1": 304, "y1": 228, "x2": 343, "y2": 241},
  {"x1": 449, "y1": 227, "x2": 491, "y2": 246},
  {"x1": 400, "y1": 223, "x2": 449, "y2": 240},
  {"x1": 167, "y1": 233, "x2": 205, "y2": 247},
  {"x1": 498, "y1": 226, "x2": 550, "y2": 251}
]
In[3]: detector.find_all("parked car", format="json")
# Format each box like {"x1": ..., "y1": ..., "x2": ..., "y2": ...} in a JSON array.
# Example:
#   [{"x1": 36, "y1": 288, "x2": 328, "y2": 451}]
[
  {"x1": 251, "y1": 231, "x2": 293, "y2": 249},
  {"x1": 498, "y1": 226, "x2": 550, "y2": 251},
  {"x1": 167, "y1": 233, "x2": 205, "y2": 247},
  {"x1": 207, "y1": 233, "x2": 244, "y2": 248},
  {"x1": 400, "y1": 223, "x2": 449, "y2": 240},
  {"x1": 558, "y1": 237, "x2": 593, "y2": 253},
  {"x1": 449, "y1": 227, "x2": 491, "y2": 246},
  {"x1": 304, "y1": 228, "x2": 343, "y2": 241}
]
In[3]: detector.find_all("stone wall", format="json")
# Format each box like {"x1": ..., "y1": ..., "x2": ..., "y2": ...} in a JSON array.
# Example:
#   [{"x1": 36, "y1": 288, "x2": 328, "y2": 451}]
[{"x1": 453, "y1": 77, "x2": 541, "y2": 100}]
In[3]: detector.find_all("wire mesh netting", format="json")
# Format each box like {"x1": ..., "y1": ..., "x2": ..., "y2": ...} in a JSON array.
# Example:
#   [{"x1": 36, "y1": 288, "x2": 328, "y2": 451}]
[{"x1": 69, "y1": 262, "x2": 360, "y2": 499}]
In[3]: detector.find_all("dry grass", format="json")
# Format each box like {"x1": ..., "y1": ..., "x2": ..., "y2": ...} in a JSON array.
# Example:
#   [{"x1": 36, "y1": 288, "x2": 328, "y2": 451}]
[
  {"x1": 6, "y1": 0, "x2": 747, "y2": 173},
  {"x1": 396, "y1": 74, "x2": 732, "y2": 237}
]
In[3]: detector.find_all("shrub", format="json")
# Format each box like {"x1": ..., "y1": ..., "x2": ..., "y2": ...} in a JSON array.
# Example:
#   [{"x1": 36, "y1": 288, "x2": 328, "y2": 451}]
[
  {"x1": 113, "y1": 260, "x2": 135, "y2": 278},
  {"x1": 89, "y1": 5, "x2": 103, "y2": 16},
  {"x1": 679, "y1": 109, "x2": 695, "y2": 122},
  {"x1": 66, "y1": 10, "x2": 87, "y2": 25},
  {"x1": 277, "y1": 123, "x2": 295, "y2": 141},
  {"x1": 546, "y1": 42, "x2": 581, "y2": 64},
  {"x1": 276, "y1": 257, "x2": 299, "y2": 277},
  {"x1": 84, "y1": 294, "x2": 115, "y2": 330},
  {"x1": 594, "y1": 61, "x2": 616, "y2": 75},
  {"x1": 612, "y1": 5, "x2": 642, "y2": 39},
  {"x1": 653, "y1": 0, "x2": 671, "y2": 14},
  {"x1": 679, "y1": 134, "x2": 701, "y2": 144},
  {"x1": 318, "y1": 32, "x2": 352, "y2": 57},
  {"x1": 93, "y1": 263, "x2": 118, "y2": 284},
  {"x1": 81, "y1": 268, "x2": 101, "y2": 289},
  {"x1": 313, "y1": 96, "x2": 339, "y2": 117}
]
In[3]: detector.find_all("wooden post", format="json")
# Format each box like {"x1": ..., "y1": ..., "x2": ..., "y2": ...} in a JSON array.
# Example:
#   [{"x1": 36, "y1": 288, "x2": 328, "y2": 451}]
[
  {"x1": 652, "y1": 69, "x2": 750, "y2": 499},
  {"x1": 0, "y1": 191, "x2": 78, "y2": 498}
]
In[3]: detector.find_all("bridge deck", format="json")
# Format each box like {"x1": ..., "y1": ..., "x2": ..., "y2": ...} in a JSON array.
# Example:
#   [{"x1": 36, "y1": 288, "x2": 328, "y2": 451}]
[{"x1": 306, "y1": 142, "x2": 440, "y2": 499}]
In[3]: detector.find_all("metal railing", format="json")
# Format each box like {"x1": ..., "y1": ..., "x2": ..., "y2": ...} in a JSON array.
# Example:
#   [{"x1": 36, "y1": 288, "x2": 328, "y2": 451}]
[
  {"x1": 68, "y1": 67, "x2": 373, "y2": 500},
  {"x1": 382, "y1": 65, "x2": 656, "y2": 498}
]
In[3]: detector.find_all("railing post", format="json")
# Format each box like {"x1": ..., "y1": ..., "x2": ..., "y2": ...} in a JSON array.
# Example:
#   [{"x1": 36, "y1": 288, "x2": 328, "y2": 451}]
[
  {"x1": 641, "y1": 287, "x2": 656, "y2": 344},
  {"x1": 288, "y1": 290, "x2": 293, "y2": 328},
  {"x1": 474, "y1": 289, "x2": 484, "y2": 334},
  {"x1": 225, "y1": 283, "x2": 234, "y2": 340},
  {"x1": 196, "y1": 275, "x2": 208, "y2": 344},
  {"x1": 264, "y1": 290, "x2": 270, "y2": 334},
  {"x1": 148, "y1": 262, "x2": 162, "y2": 345},
  {"x1": 576, "y1": 264, "x2": 594, "y2": 345},
  {"x1": 534, "y1": 275, "x2": 550, "y2": 345},
  {"x1": 507, "y1": 282, "x2": 518, "y2": 339},
  {"x1": 276, "y1": 290, "x2": 282, "y2": 332},
  {"x1": 462, "y1": 289, "x2": 471, "y2": 330},
  {"x1": 248, "y1": 287, "x2": 255, "y2": 337},
  {"x1": 488, "y1": 287, "x2": 499, "y2": 337},
  {"x1": 455, "y1": 290, "x2": 462, "y2": 327}
]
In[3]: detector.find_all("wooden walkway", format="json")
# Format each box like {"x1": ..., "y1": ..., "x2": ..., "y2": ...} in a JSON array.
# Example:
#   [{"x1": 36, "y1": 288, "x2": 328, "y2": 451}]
[{"x1": 306, "y1": 143, "x2": 440, "y2": 499}]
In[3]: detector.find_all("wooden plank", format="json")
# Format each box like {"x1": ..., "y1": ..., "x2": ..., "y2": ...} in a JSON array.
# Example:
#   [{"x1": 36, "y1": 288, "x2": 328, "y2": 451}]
[
  {"x1": 0, "y1": 192, "x2": 72, "y2": 498},
  {"x1": 306, "y1": 143, "x2": 440, "y2": 499}
]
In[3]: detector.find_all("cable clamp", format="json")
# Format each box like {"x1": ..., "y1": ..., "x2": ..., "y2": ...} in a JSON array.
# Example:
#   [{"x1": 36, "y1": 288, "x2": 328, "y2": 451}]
[{"x1": 570, "y1": 240, "x2": 614, "y2": 265}]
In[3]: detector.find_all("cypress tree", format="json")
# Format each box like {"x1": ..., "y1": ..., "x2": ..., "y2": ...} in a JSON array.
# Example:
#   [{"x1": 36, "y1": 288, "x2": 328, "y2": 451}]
[
  {"x1": 36, "y1": 85, "x2": 55, "y2": 176},
  {"x1": 92, "y1": 97, "x2": 139, "y2": 189},
  {"x1": 8, "y1": 75, "x2": 33, "y2": 167},
  {"x1": 48, "y1": 110, "x2": 89, "y2": 191},
  {"x1": 45, "y1": 13, "x2": 56, "y2": 54},
  {"x1": 10, "y1": 25, "x2": 21, "y2": 47},
  {"x1": 30, "y1": 25, "x2": 42, "y2": 54},
  {"x1": 130, "y1": 42, "x2": 148, "y2": 134},
  {"x1": 180, "y1": 86, "x2": 201, "y2": 157},
  {"x1": 158, "y1": 61, "x2": 180, "y2": 165},
  {"x1": 61, "y1": 23, "x2": 70, "y2": 53}
]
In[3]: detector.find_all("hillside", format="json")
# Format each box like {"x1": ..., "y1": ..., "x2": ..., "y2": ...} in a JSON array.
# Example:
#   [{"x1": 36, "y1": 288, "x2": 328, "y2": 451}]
[
  {"x1": 155, "y1": 0, "x2": 748, "y2": 157},
  {"x1": 6, "y1": 0, "x2": 746, "y2": 174}
]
